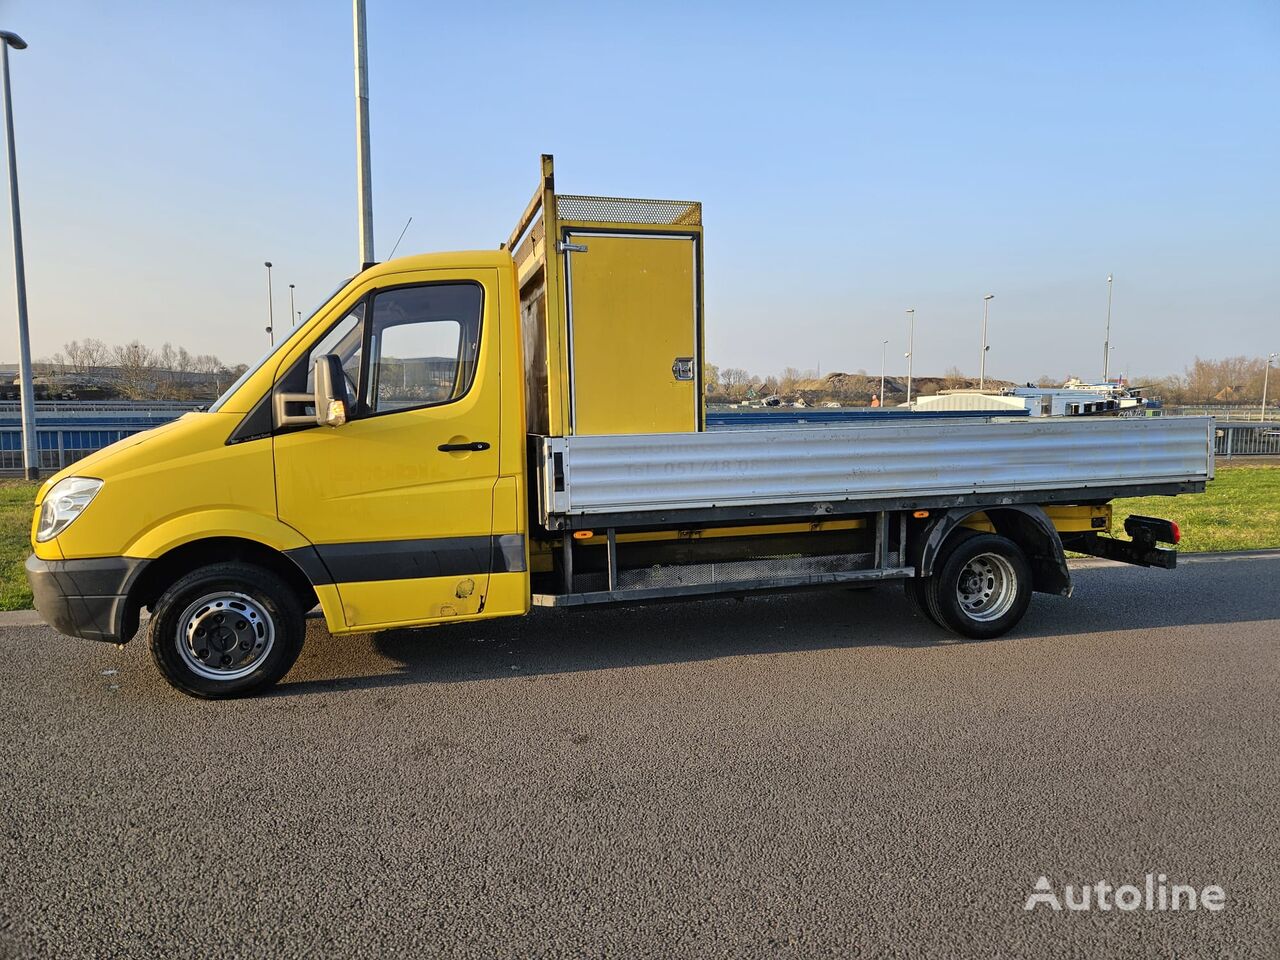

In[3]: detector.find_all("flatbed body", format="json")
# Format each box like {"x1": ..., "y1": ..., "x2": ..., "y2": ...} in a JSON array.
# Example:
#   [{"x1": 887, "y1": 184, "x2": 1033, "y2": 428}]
[{"x1": 535, "y1": 416, "x2": 1213, "y2": 528}]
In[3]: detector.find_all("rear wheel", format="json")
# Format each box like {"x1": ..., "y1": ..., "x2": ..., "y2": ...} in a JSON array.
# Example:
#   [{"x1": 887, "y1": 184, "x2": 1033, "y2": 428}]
[
  {"x1": 903, "y1": 575, "x2": 937, "y2": 623},
  {"x1": 904, "y1": 527, "x2": 979, "y2": 625},
  {"x1": 924, "y1": 532, "x2": 1032, "y2": 639},
  {"x1": 148, "y1": 562, "x2": 305, "y2": 699}
]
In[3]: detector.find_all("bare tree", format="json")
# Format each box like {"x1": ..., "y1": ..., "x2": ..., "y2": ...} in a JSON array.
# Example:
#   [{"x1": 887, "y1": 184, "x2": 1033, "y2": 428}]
[
  {"x1": 64, "y1": 338, "x2": 110, "y2": 374},
  {"x1": 702, "y1": 362, "x2": 720, "y2": 396},
  {"x1": 63, "y1": 340, "x2": 88, "y2": 374},
  {"x1": 719, "y1": 367, "x2": 751, "y2": 399},
  {"x1": 35, "y1": 352, "x2": 67, "y2": 376},
  {"x1": 194, "y1": 353, "x2": 229, "y2": 394},
  {"x1": 156, "y1": 343, "x2": 179, "y2": 398},
  {"x1": 82, "y1": 338, "x2": 109, "y2": 371},
  {"x1": 1179, "y1": 356, "x2": 1268, "y2": 403},
  {"x1": 1147, "y1": 372, "x2": 1189, "y2": 404},
  {"x1": 778, "y1": 367, "x2": 802, "y2": 394},
  {"x1": 110, "y1": 341, "x2": 158, "y2": 400}
]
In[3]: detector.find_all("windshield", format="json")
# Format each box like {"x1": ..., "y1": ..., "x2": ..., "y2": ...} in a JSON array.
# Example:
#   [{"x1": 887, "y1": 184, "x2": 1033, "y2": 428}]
[{"x1": 208, "y1": 276, "x2": 354, "y2": 412}]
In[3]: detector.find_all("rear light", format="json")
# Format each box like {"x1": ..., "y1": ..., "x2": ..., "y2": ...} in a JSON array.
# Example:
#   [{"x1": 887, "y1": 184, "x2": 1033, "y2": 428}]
[{"x1": 1170, "y1": 521, "x2": 1181, "y2": 544}]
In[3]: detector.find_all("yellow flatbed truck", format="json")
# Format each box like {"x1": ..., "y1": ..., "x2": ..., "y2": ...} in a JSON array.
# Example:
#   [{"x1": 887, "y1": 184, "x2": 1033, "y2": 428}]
[{"x1": 26, "y1": 157, "x2": 1213, "y2": 698}]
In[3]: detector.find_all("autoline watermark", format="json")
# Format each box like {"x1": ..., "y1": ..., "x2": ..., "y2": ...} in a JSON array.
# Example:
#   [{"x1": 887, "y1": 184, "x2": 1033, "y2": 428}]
[{"x1": 1025, "y1": 875, "x2": 1226, "y2": 912}]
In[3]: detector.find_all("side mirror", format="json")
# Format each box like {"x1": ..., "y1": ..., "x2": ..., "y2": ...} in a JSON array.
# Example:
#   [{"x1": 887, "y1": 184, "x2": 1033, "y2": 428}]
[
  {"x1": 272, "y1": 354, "x2": 350, "y2": 428},
  {"x1": 313, "y1": 355, "x2": 349, "y2": 427}
]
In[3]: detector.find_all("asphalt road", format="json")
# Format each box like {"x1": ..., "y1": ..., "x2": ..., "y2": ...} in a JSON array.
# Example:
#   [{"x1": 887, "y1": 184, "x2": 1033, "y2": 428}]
[{"x1": 1, "y1": 554, "x2": 1277, "y2": 959}]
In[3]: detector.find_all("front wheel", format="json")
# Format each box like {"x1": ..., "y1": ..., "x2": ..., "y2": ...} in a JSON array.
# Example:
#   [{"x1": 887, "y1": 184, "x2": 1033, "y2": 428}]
[
  {"x1": 924, "y1": 533, "x2": 1032, "y2": 639},
  {"x1": 148, "y1": 562, "x2": 305, "y2": 699}
]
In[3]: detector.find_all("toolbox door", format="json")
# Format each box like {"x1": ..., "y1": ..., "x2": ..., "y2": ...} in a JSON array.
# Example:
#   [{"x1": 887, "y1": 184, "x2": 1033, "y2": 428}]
[{"x1": 563, "y1": 232, "x2": 699, "y2": 435}]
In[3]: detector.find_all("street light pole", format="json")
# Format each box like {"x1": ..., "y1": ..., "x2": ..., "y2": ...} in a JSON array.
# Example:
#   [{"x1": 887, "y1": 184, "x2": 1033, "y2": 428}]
[
  {"x1": 264, "y1": 261, "x2": 275, "y2": 346},
  {"x1": 1, "y1": 31, "x2": 37, "y2": 480},
  {"x1": 288, "y1": 283, "x2": 296, "y2": 327},
  {"x1": 1103, "y1": 273, "x2": 1113, "y2": 382},
  {"x1": 905, "y1": 308, "x2": 915, "y2": 405},
  {"x1": 880, "y1": 339, "x2": 888, "y2": 407},
  {"x1": 1263, "y1": 353, "x2": 1277, "y2": 423},
  {"x1": 980, "y1": 294, "x2": 994, "y2": 391},
  {"x1": 353, "y1": 0, "x2": 374, "y2": 267}
]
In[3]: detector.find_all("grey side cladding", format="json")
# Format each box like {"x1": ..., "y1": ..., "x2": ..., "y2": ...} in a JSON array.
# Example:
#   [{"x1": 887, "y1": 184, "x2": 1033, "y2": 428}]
[{"x1": 285, "y1": 535, "x2": 527, "y2": 585}]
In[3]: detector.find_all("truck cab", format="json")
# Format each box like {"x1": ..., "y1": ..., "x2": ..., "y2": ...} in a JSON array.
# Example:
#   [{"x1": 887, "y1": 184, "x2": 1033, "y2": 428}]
[{"x1": 28, "y1": 249, "x2": 534, "y2": 691}]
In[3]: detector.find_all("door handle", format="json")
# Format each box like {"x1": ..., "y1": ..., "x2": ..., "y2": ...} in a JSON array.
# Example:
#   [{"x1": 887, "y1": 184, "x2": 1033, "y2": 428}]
[{"x1": 438, "y1": 441, "x2": 491, "y2": 452}]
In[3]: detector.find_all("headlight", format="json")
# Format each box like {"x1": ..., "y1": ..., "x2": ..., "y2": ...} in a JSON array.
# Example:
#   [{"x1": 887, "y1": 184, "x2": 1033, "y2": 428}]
[{"x1": 36, "y1": 477, "x2": 104, "y2": 543}]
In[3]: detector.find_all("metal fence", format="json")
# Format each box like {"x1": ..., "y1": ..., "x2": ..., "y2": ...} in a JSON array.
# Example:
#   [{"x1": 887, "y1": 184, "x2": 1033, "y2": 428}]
[
  {"x1": 1, "y1": 426, "x2": 149, "y2": 472},
  {"x1": 1165, "y1": 404, "x2": 1275, "y2": 419},
  {"x1": 1216, "y1": 421, "x2": 1280, "y2": 458},
  {"x1": 0, "y1": 400, "x2": 205, "y2": 414}
]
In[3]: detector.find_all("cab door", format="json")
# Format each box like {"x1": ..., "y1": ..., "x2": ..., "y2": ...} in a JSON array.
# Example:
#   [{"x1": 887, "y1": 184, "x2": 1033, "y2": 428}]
[{"x1": 273, "y1": 269, "x2": 501, "y2": 631}]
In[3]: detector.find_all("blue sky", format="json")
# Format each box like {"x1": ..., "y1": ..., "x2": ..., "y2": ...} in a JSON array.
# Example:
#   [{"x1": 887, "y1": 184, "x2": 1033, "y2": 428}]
[{"x1": 0, "y1": 0, "x2": 1276, "y2": 381}]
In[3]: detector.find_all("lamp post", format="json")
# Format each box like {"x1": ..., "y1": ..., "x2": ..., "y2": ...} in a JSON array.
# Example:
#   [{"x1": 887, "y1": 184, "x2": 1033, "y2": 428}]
[
  {"x1": 1103, "y1": 273, "x2": 1113, "y2": 382},
  {"x1": 980, "y1": 294, "x2": 994, "y2": 391},
  {"x1": 353, "y1": 0, "x2": 374, "y2": 267},
  {"x1": 880, "y1": 338, "x2": 888, "y2": 407},
  {"x1": 1263, "y1": 353, "x2": 1277, "y2": 423},
  {"x1": 264, "y1": 261, "x2": 275, "y2": 345},
  {"x1": 905, "y1": 308, "x2": 915, "y2": 405},
  {"x1": 1, "y1": 30, "x2": 37, "y2": 480},
  {"x1": 288, "y1": 283, "x2": 296, "y2": 327}
]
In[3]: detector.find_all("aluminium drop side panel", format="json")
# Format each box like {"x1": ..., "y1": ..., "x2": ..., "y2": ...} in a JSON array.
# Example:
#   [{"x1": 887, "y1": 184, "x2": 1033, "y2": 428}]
[{"x1": 540, "y1": 416, "x2": 1215, "y2": 518}]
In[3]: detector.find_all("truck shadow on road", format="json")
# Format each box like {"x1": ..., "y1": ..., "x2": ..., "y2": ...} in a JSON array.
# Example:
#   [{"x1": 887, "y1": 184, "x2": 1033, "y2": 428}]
[{"x1": 272, "y1": 558, "x2": 1280, "y2": 697}]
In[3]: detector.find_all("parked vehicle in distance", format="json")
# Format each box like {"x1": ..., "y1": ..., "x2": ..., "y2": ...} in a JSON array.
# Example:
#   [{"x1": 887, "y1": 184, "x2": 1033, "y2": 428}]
[{"x1": 27, "y1": 156, "x2": 1213, "y2": 698}]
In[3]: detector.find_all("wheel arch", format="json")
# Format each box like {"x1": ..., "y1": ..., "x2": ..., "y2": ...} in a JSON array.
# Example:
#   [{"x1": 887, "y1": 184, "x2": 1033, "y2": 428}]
[
  {"x1": 128, "y1": 537, "x2": 322, "y2": 635},
  {"x1": 913, "y1": 505, "x2": 1071, "y2": 597}
]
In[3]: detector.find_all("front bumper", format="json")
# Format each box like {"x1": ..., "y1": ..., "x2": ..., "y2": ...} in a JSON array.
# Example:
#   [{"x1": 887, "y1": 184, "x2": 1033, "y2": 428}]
[{"x1": 26, "y1": 554, "x2": 150, "y2": 643}]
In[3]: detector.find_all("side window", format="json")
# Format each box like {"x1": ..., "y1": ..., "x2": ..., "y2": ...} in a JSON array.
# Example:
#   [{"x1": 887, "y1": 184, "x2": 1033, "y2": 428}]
[
  {"x1": 305, "y1": 303, "x2": 364, "y2": 403},
  {"x1": 276, "y1": 302, "x2": 365, "y2": 421},
  {"x1": 365, "y1": 283, "x2": 483, "y2": 415}
]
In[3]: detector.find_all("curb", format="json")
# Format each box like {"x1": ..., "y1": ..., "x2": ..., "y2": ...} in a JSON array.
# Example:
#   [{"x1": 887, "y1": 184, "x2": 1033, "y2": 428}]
[
  {"x1": 1068, "y1": 547, "x2": 1280, "y2": 570},
  {"x1": 3, "y1": 549, "x2": 1279, "y2": 630},
  {"x1": 0, "y1": 609, "x2": 46, "y2": 627}
]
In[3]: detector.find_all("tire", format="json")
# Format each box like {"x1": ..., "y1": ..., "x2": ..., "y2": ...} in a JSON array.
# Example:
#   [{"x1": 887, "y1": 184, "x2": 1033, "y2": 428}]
[
  {"x1": 924, "y1": 532, "x2": 1032, "y2": 640},
  {"x1": 902, "y1": 576, "x2": 937, "y2": 624},
  {"x1": 148, "y1": 561, "x2": 305, "y2": 699},
  {"x1": 904, "y1": 527, "x2": 979, "y2": 626}
]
